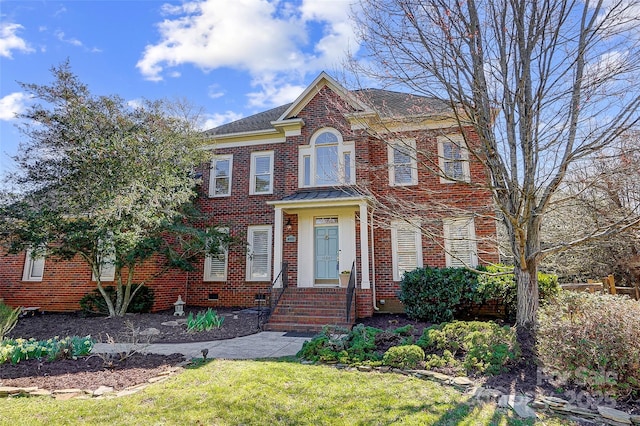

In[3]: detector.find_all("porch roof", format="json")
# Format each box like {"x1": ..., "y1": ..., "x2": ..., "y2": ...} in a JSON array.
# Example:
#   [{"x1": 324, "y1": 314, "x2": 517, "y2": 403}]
[{"x1": 267, "y1": 187, "x2": 370, "y2": 209}]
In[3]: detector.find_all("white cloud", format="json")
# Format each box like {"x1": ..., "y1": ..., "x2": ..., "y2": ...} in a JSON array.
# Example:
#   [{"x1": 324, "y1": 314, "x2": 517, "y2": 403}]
[
  {"x1": 200, "y1": 111, "x2": 244, "y2": 130},
  {"x1": 247, "y1": 74, "x2": 305, "y2": 108},
  {"x1": 54, "y1": 30, "x2": 83, "y2": 46},
  {"x1": 52, "y1": 29, "x2": 101, "y2": 53},
  {"x1": 127, "y1": 99, "x2": 143, "y2": 109},
  {"x1": 0, "y1": 92, "x2": 31, "y2": 121},
  {"x1": 207, "y1": 84, "x2": 225, "y2": 99},
  {"x1": 0, "y1": 23, "x2": 34, "y2": 58},
  {"x1": 137, "y1": 0, "x2": 357, "y2": 107}
]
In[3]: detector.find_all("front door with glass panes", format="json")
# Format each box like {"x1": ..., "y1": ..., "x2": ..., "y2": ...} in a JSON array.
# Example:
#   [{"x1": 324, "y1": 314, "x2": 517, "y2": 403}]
[{"x1": 314, "y1": 217, "x2": 339, "y2": 285}]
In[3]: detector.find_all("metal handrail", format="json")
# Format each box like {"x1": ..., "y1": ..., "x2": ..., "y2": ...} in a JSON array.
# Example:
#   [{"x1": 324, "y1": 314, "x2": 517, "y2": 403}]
[
  {"x1": 345, "y1": 260, "x2": 356, "y2": 322},
  {"x1": 271, "y1": 262, "x2": 289, "y2": 310},
  {"x1": 258, "y1": 262, "x2": 288, "y2": 330}
]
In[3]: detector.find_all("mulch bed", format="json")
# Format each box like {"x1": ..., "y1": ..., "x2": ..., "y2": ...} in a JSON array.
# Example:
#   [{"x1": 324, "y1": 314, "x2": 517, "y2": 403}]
[{"x1": 1, "y1": 307, "x2": 263, "y2": 392}]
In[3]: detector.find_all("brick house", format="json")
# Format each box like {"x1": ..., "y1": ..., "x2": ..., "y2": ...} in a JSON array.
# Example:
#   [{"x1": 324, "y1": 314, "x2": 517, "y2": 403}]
[{"x1": 0, "y1": 73, "x2": 497, "y2": 330}]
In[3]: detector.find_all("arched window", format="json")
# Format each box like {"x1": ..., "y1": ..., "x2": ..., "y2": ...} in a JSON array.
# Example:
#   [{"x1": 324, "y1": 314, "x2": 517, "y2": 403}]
[{"x1": 299, "y1": 128, "x2": 354, "y2": 187}]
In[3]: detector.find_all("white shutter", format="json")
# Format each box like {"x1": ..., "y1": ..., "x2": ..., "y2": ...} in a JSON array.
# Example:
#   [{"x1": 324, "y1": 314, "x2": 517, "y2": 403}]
[
  {"x1": 391, "y1": 220, "x2": 422, "y2": 281},
  {"x1": 204, "y1": 228, "x2": 229, "y2": 281},
  {"x1": 208, "y1": 250, "x2": 227, "y2": 280},
  {"x1": 247, "y1": 225, "x2": 272, "y2": 281},
  {"x1": 396, "y1": 228, "x2": 418, "y2": 274},
  {"x1": 444, "y1": 218, "x2": 477, "y2": 267},
  {"x1": 23, "y1": 248, "x2": 45, "y2": 281}
]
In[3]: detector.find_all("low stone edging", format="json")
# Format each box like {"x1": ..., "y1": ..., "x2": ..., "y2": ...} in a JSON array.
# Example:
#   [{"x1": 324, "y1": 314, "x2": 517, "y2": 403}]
[
  {"x1": 309, "y1": 361, "x2": 640, "y2": 425},
  {"x1": 0, "y1": 361, "x2": 190, "y2": 400}
]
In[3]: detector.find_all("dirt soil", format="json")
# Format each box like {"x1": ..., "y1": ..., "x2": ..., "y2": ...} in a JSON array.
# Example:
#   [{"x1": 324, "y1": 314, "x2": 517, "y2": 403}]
[{"x1": 1, "y1": 307, "x2": 264, "y2": 392}]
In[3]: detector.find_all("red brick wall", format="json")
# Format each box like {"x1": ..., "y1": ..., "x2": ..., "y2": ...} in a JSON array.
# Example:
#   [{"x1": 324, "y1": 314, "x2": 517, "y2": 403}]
[{"x1": 0, "y1": 85, "x2": 498, "y2": 318}]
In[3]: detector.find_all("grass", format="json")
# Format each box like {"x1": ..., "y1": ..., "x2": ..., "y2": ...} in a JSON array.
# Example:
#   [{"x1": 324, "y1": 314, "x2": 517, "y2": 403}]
[{"x1": 0, "y1": 359, "x2": 573, "y2": 425}]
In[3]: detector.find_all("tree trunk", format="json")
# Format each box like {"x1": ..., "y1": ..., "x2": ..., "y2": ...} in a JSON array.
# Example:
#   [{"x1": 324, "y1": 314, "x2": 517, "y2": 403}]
[
  {"x1": 515, "y1": 264, "x2": 539, "y2": 329},
  {"x1": 117, "y1": 267, "x2": 136, "y2": 316}
]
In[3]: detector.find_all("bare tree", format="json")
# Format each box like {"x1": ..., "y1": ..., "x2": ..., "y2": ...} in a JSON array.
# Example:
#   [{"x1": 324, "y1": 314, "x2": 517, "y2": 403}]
[
  {"x1": 541, "y1": 131, "x2": 640, "y2": 283},
  {"x1": 352, "y1": 0, "x2": 640, "y2": 328}
]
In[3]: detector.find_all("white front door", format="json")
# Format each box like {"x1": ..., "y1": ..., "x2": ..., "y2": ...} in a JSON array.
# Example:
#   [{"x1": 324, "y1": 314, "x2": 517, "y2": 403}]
[{"x1": 314, "y1": 224, "x2": 339, "y2": 285}]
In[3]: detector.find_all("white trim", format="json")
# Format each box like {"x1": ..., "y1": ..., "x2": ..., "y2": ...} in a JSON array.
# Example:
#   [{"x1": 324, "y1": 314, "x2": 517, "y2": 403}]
[
  {"x1": 92, "y1": 238, "x2": 115, "y2": 282},
  {"x1": 273, "y1": 208, "x2": 284, "y2": 288},
  {"x1": 359, "y1": 202, "x2": 371, "y2": 289},
  {"x1": 209, "y1": 154, "x2": 233, "y2": 197},
  {"x1": 438, "y1": 134, "x2": 470, "y2": 183},
  {"x1": 299, "y1": 127, "x2": 355, "y2": 188},
  {"x1": 390, "y1": 220, "x2": 423, "y2": 281},
  {"x1": 22, "y1": 248, "x2": 45, "y2": 282},
  {"x1": 443, "y1": 217, "x2": 478, "y2": 267},
  {"x1": 249, "y1": 151, "x2": 274, "y2": 195},
  {"x1": 204, "y1": 227, "x2": 229, "y2": 281},
  {"x1": 388, "y1": 139, "x2": 418, "y2": 186},
  {"x1": 201, "y1": 136, "x2": 286, "y2": 150},
  {"x1": 277, "y1": 72, "x2": 372, "y2": 121},
  {"x1": 246, "y1": 225, "x2": 273, "y2": 281}
]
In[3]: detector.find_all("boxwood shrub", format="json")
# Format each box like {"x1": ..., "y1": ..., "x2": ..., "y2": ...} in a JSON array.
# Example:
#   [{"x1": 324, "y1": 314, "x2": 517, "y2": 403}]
[
  {"x1": 398, "y1": 266, "x2": 482, "y2": 322},
  {"x1": 476, "y1": 264, "x2": 560, "y2": 320}
]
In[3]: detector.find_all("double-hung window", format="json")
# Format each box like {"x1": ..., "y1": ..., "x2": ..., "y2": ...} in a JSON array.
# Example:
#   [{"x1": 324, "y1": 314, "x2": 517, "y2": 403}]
[
  {"x1": 388, "y1": 139, "x2": 418, "y2": 186},
  {"x1": 22, "y1": 247, "x2": 45, "y2": 282},
  {"x1": 443, "y1": 217, "x2": 478, "y2": 267},
  {"x1": 204, "y1": 227, "x2": 229, "y2": 281},
  {"x1": 246, "y1": 225, "x2": 272, "y2": 281},
  {"x1": 209, "y1": 154, "x2": 233, "y2": 197},
  {"x1": 438, "y1": 135, "x2": 470, "y2": 183},
  {"x1": 250, "y1": 151, "x2": 274, "y2": 195},
  {"x1": 299, "y1": 128, "x2": 355, "y2": 187},
  {"x1": 390, "y1": 220, "x2": 423, "y2": 281}
]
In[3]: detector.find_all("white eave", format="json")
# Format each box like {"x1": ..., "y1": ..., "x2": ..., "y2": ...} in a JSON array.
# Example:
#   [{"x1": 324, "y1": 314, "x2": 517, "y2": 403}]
[{"x1": 277, "y1": 72, "x2": 374, "y2": 121}]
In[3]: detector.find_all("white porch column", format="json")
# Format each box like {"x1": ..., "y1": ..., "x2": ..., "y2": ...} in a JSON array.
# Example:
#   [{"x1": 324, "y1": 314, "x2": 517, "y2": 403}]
[
  {"x1": 273, "y1": 207, "x2": 284, "y2": 288},
  {"x1": 359, "y1": 202, "x2": 371, "y2": 289}
]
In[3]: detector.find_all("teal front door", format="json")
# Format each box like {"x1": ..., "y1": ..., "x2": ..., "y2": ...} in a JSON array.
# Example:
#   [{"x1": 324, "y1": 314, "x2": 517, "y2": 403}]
[{"x1": 315, "y1": 225, "x2": 339, "y2": 284}]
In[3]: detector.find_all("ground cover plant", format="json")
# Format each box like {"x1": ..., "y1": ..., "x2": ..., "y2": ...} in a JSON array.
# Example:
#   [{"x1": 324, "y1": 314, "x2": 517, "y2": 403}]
[
  {"x1": 0, "y1": 335, "x2": 93, "y2": 364},
  {"x1": 537, "y1": 292, "x2": 640, "y2": 400},
  {"x1": 0, "y1": 359, "x2": 571, "y2": 425},
  {"x1": 297, "y1": 319, "x2": 520, "y2": 378},
  {"x1": 297, "y1": 323, "x2": 417, "y2": 364},
  {"x1": 417, "y1": 321, "x2": 520, "y2": 376},
  {"x1": 186, "y1": 308, "x2": 224, "y2": 332}
]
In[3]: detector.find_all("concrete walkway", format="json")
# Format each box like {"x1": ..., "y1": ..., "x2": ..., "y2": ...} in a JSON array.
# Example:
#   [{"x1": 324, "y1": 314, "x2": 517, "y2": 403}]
[{"x1": 92, "y1": 332, "x2": 311, "y2": 360}]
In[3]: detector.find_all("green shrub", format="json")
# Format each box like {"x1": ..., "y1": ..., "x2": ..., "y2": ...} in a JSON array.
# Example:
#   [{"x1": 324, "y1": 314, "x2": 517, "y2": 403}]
[
  {"x1": 0, "y1": 302, "x2": 20, "y2": 341},
  {"x1": 476, "y1": 264, "x2": 560, "y2": 320},
  {"x1": 0, "y1": 335, "x2": 94, "y2": 365},
  {"x1": 399, "y1": 266, "x2": 482, "y2": 322},
  {"x1": 417, "y1": 321, "x2": 520, "y2": 375},
  {"x1": 382, "y1": 345, "x2": 425, "y2": 369},
  {"x1": 186, "y1": 308, "x2": 225, "y2": 332},
  {"x1": 537, "y1": 292, "x2": 640, "y2": 398},
  {"x1": 297, "y1": 324, "x2": 384, "y2": 364},
  {"x1": 79, "y1": 284, "x2": 155, "y2": 315}
]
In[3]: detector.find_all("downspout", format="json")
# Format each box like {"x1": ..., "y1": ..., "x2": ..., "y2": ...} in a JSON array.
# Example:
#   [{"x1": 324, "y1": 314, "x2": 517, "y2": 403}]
[{"x1": 370, "y1": 206, "x2": 379, "y2": 311}]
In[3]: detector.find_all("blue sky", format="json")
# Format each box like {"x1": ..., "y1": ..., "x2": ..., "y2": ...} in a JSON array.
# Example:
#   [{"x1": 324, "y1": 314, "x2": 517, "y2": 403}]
[{"x1": 0, "y1": 0, "x2": 359, "y2": 175}]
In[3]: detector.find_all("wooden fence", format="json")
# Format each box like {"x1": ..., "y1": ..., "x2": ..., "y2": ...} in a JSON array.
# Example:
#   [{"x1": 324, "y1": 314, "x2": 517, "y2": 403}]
[{"x1": 560, "y1": 275, "x2": 640, "y2": 300}]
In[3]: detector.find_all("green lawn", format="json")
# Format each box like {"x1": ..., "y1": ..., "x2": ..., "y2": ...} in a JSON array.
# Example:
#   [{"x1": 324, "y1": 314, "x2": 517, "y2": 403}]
[{"x1": 0, "y1": 359, "x2": 572, "y2": 425}]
